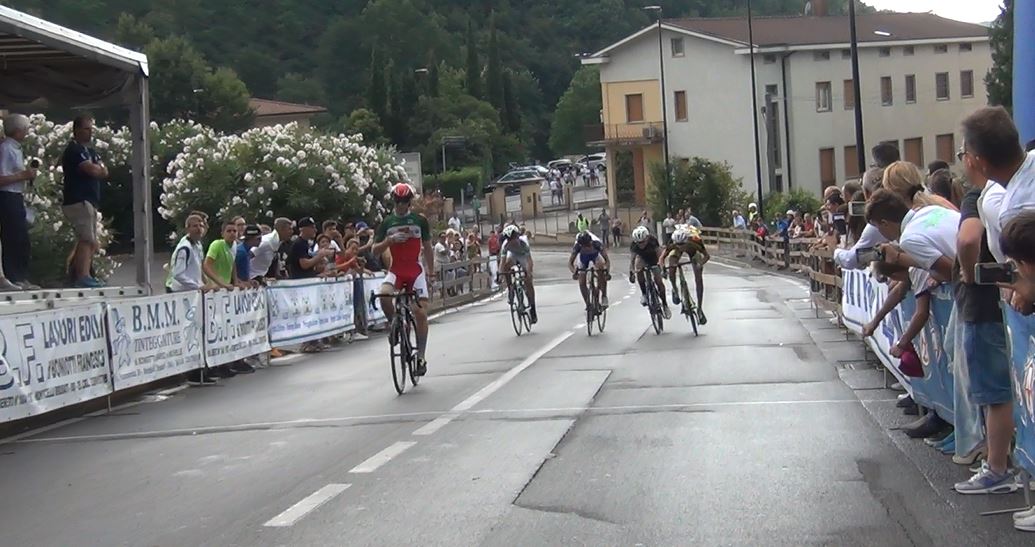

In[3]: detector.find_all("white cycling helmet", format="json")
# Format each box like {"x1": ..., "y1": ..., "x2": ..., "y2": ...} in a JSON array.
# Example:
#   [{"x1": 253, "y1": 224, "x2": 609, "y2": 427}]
[
  {"x1": 631, "y1": 225, "x2": 650, "y2": 243},
  {"x1": 502, "y1": 224, "x2": 520, "y2": 239},
  {"x1": 671, "y1": 229, "x2": 690, "y2": 245}
]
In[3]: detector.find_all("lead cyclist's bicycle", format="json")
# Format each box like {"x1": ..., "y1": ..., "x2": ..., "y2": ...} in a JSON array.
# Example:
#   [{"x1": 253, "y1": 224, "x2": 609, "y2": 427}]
[
  {"x1": 504, "y1": 265, "x2": 532, "y2": 336},
  {"x1": 669, "y1": 259, "x2": 700, "y2": 337},
  {"x1": 386, "y1": 290, "x2": 421, "y2": 394},
  {"x1": 635, "y1": 265, "x2": 665, "y2": 334},
  {"x1": 576, "y1": 267, "x2": 609, "y2": 336}
]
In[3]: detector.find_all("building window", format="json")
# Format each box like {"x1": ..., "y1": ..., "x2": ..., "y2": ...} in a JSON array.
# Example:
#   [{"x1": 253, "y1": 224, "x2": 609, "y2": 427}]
[
  {"x1": 674, "y1": 90, "x2": 688, "y2": 122},
  {"x1": 671, "y1": 38, "x2": 685, "y2": 57},
  {"x1": 960, "y1": 43, "x2": 972, "y2": 52},
  {"x1": 763, "y1": 54, "x2": 777, "y2": 64},
  {"x1": 935, "y1": 44, "x2": 948, "y2": 54},
  {"x1": 880, "y1": 76, "x2": 893, "y2": 106},
  {"x1": 625, "y1": 94, "x2": 644, "y2": 122},
  {"x1": 904, "y1": 46, "x2": 915, "y2": 56},
  {"x1": 820, "y1": 148, "x2": 836, "y2": 188},
  {"x1": 841, "y1": 49, "x2": 851, "y2": 59},
  {"x1": 844, "y1": 145, "x2": 860, "y2": 178},
  {"x1": 816, "y1": 81, "x2": 832, "y2": 112},
  {"x1": 843, "y1": 79, "x2": 855, "y2": 110},
  {"x1": 937, "y1": 134, "x2": 956, "y2": 164},
  {"x1": 904, "y1": 137, "x2": 924, "y2": 166},
  {"x1": 905, "y1": 74, "x2": 917, "y2": 103},
  {"x1": 879, "y1": 47, "x2": 891, "y2": 57},
  {"x1": 813, "y1": 50, "x2": 830, "y2": 61},
  {"x1": 961, "y1": 70, "x2": 974, "y2": 98},
  {"x1": 936, "y1": 72, "x2": 950, "y2": 100}
]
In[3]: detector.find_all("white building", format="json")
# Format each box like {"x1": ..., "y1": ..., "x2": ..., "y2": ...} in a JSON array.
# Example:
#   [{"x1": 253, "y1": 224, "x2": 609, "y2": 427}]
[{"x1": 582, "y1": 12, "x2": 992, "y2": 206}]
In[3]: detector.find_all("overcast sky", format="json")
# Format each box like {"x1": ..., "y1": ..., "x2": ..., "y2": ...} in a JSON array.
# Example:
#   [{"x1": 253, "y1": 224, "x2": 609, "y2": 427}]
[{"x1": 864, "y1": 0, "x2": 1003, "y2": 24}]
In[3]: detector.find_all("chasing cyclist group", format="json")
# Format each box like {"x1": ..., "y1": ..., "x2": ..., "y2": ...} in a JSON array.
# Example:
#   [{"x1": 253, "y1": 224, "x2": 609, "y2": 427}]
[{"x1": 374, "y1": 182, "x2": 712, "y2": 377}]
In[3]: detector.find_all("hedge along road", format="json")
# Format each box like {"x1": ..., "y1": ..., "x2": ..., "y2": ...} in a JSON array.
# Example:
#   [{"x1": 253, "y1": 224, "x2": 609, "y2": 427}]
[{"x1": 0, "y1": 249, "x2": 1024, "y2": 546}]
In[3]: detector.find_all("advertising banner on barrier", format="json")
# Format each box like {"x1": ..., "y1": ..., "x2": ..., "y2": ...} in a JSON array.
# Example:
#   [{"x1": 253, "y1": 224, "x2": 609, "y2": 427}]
[
  {"x1": 841, "y1": 269, "x2": 910, "y2": 390},
  {"x1": 204, "y1": 288, "x2": 271, "y2": 366},
  {"x1": 1004, "y1": 307, "x2": 1035, "y2": 475},
  {"x1": 0, "y1": 304, "x2": 111, "y2": 422},
  {"x1": 108, "y1": 292, "x2": 204, "y2": 390},
  {"x1": 363, "y1": 274, "x2": 388, "y2": 327},
  {"x1": 267, "y1": 279, "x2": 354, "y2": 346}
]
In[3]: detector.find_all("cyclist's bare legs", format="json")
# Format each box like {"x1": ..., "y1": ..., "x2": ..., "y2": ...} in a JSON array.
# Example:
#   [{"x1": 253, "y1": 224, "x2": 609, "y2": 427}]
[
  {"x1": 693, "y1": 264, "x2": 705, "y2": 307},
  {"x1": 378, "y1": 283, "x2": 397, "y2": 322},
  {"x1": 577, "y1": 270, "x2": 591, "y2": 307},
  {"x1": 597, "y1": 267, "x2": 608, "y2": 302},
  {"x1": 524, "y1": 261, "x2": 537, "y2": 313},
  {"x1": 651, "y1": 267, "x2": 668, "y2": 306}
]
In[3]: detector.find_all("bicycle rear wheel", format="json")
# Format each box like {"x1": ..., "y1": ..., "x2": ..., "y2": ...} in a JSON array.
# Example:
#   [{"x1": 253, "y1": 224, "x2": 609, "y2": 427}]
[
  {"x1": 586, "y1": 274, "x2": 596, "y2": 336},
  {"x1": 404, "y1": 309, "x2": 421, "y2": 386},
  {"x1": 389, "y1": 316, "x2": 408, "y2": 394},
  {"x1": 648, "y1": 283, "x2": 663, "y2": 334},
  {"x1": 680, "y1": 276, "x2": 698, "y2": 337},
  {"x1": 508, "y1": 281, "x2": 524, "y2": 336}
]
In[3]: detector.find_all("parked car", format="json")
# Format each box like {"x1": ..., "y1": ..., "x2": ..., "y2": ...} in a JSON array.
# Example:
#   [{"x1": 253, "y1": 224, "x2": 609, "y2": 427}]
[
  {"x1": 508, "y1": 163, "x2": 549, "y2": 177},
  {"x1": 484, "y1": 169, "x2": 543, "y2": 196},
  {"x1": 577, "y1": 152, "x2": 607, "y2": 171}
]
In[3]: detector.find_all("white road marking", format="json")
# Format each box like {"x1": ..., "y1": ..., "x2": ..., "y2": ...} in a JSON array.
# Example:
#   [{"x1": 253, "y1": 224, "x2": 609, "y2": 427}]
[
  {"x1": 411, "y1": 331, "x2": 575, "y2": 436},
  {"x1": 709, "y1": 259, "x2": 744, "y2": 271},
  {"x1": 574, "y1": 323, "x2": 586, "y2": 329},
  {"x1": 412, "y1": 413, "x2": 459, "y2": 436},
  {"x1": 264, "y1": 483, "x2": 351, "y2": 527},
  {"x1": 349, "y1": 441, "x2": 417, "y2": 473}
]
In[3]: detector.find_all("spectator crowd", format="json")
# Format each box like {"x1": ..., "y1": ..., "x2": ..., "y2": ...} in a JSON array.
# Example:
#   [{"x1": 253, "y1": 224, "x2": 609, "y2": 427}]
[{"x1": 775, "y1": 106, "x2": 1035, "y2": 533}]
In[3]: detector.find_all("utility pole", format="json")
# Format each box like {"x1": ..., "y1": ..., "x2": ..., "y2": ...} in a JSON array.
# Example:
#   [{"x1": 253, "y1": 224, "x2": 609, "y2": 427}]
[
  {"x1": 849, "y1": 0, "x2": 866, "y2": 173},
  {"x1": 747, "y1": 0, "x2": 765, "y2": 214}
]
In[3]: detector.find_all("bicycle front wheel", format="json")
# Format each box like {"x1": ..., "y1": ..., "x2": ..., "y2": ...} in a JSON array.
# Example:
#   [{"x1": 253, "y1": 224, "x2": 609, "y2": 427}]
[
  {"x1": 510, "y1": 286, "x2": 525, "y2": 336},
  {"x1": 680, "y1": 276, "x2": 698, "y2": 337},
  {"x1": 586, "y1": 275, "x2": 596, "y2": 336},
  {"x1": 648, "y1": 284, "x2": 663, "y2": 334},
  {"x1": 389, "y1": 317, "x2": 408, "y2": 394}
]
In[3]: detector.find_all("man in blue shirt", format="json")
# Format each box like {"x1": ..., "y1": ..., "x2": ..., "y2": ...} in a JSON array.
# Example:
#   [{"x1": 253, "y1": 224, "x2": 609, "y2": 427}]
[
  {"x1": 61, "y1": 114, "x2": 108, "y2": 288},
  {"x1": 235, "y1": 224, "x2": 262, "y2": 285}
]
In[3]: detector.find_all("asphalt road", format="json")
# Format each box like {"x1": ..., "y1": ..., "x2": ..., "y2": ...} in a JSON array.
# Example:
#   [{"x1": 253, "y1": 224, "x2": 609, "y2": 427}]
[{"x1": 1, "y1": 249, "x2": 1030, "y2": 546}]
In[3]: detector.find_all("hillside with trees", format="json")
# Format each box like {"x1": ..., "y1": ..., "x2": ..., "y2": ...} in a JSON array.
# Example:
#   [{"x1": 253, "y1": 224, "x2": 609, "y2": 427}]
[{"x1": 3, "y1": 0, "x2": 870, "y2": 175}]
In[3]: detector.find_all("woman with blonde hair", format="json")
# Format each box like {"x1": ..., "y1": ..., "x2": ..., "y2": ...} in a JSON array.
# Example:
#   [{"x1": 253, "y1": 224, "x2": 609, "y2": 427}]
[{"x1": 882, "y1": 161, "x2": 957, "y2": 211}]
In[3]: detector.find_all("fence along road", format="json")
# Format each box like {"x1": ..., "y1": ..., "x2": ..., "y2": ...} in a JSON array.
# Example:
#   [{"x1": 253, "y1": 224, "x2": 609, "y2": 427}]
[{"x1": 0, "y1": 248, "x2": 1023, "y2": 545}]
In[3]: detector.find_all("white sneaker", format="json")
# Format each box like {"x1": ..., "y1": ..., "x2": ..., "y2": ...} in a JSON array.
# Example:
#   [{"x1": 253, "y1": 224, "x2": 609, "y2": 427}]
[
  {"x1": 351, "y1": 333, "x2": 369, "y2": 341},
  {"x1": 0, "y1": 278, "x2": 17, "y2": 291},
  {"x1": 600, "y1": 295, "x2": 609, "y2": 308},
  {"x1": 1014, "y1": 506, "x2": 1035, "y2": 522},
  {"x1": 662, "y1": 305, "x2": 671, "y2": 320},
  {"x1": 1017, "y1": 511, "x2": 1035, "y2": 532}
]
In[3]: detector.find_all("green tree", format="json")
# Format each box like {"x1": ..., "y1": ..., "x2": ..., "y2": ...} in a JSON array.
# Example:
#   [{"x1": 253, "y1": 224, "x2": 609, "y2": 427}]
[
  {"x1": 464, "y1": 18, "x2": 482, "y2": 99},
  {"x1": 762, "y1": 188, "x2": 822, "y2": 224},
  {"x1": 549, "y1": 66, "x2": 601, "y2": 156},
  {"x1": 648, "y1": 157, "x2": 751, "y2": 224},
  {"x1": 342, "y1": 108, "x2": 387, "y2": 146},
  {"x1": 275, "y1": 73, "x2": 328, "y2": 107},
  {"x1": 145, "y1": 36, "x2": 253, "y2": 132},
  {"x1": 367, "y1": 47, "x2": 388, "y2": 121},
  {"x1": 502, "y1": 71, "x2": 521, "y2": 133},
  {"x1": 428, "y1": 61, "x2": 441, "y2": 98},
  {"x1": 485, "y1": 12, "x2": 504, "y2": 111},
  {"x1": 986, "y1": 0, "x2": 1013, "y2": 109},
  {"x1": 114, "y1": 13, "x2": 154, "y2": 49}
]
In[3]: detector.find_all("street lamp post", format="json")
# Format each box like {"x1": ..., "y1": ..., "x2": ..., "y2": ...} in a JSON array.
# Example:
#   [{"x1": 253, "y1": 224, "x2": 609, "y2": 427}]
[
  {"x1": 643, "y1": 5, "x2": 672, "y2": 214},
  {"x1": 746, "y1": 0, "x2": 765, "y2": 216},
  {"x1": 848, "y1": 0, "x2": 867, "y2": 174}
]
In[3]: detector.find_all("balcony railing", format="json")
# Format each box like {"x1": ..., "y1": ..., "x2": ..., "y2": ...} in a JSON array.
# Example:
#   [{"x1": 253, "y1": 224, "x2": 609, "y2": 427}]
[{"x1": 584, "y1": 122, "x2": 666, "y2": 146}]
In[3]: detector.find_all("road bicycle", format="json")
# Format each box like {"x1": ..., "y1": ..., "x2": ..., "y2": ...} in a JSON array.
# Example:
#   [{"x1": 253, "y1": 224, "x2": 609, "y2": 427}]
[
  {"x1": 575, "y1": 267, "x2": 609, "y2": 336},
  {"x1": 635, "y1": 265, "x2": 665, "y2": 334},
  {"x1": 504, "y1": 265, "x2": 532, "y2": 336},
  {"x1": 670, "y1": 259, "x2": 700, "y2": 336},
  {"x1": 387, "y1": 290, "x2": 420, "y2": 394}
]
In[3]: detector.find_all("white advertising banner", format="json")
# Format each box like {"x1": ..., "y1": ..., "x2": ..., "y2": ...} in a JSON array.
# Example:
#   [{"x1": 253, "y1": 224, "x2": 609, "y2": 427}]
[
  {"x1": 267, "y1": 279, "x2": 354, "y2": 346},
  {"x1": 363, "y1": 274, "x2": 388, "y2": 327},
  {"x1": 204, "y1": 288, "x2": 271, "y2": 367},
  {"x1": 840, "y1": 268, "x2": 912, "y2": 392},
  {"x1": 0, "y1": 304, "x2": 111, "y2": 422},
  {"x1": 108, "y1": 292, "x2": 204, "y2": 391}
]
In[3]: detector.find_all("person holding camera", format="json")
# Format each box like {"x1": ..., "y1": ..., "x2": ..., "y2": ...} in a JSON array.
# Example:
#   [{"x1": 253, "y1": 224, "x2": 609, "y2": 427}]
[{"x1": 0, "y1": 113, "x2": 40, "y2": 290}]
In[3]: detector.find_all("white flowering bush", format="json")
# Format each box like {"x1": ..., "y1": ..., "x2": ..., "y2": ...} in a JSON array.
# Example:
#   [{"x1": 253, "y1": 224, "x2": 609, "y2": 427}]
[
  {"x1": 159, "y1": 123, "x2": 407, "y2": 230},
  {"x1": 0, "y1": 114, "x2": 129, "y2": 285}
]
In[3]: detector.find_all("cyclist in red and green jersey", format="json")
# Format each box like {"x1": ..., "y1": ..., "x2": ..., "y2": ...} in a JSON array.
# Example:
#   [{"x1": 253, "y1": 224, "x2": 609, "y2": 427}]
[{"x1": 372, "y1": 183, "x2": 435, "y2": 376}]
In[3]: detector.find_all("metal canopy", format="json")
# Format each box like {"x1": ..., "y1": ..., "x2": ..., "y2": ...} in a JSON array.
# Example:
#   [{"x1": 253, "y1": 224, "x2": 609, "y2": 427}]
[{"x1": 0, "y1": 5, "x2": 154, "y2": 292}]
